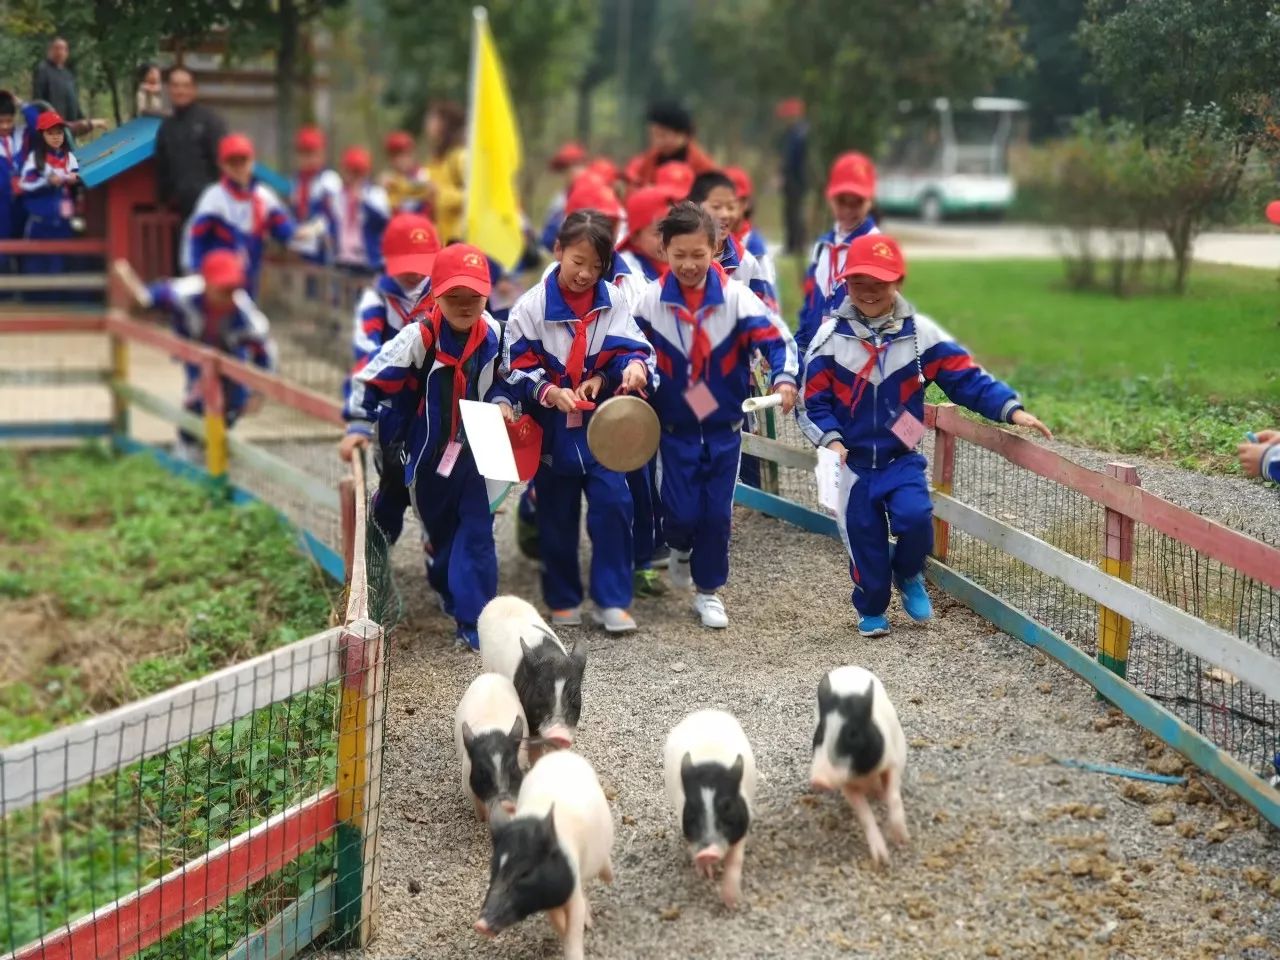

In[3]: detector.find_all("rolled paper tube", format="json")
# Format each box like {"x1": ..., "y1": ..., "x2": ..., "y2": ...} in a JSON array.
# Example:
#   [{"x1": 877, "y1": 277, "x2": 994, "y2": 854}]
[{"x1": 741, "y1": 394, "x2": 784, "y2": 413}]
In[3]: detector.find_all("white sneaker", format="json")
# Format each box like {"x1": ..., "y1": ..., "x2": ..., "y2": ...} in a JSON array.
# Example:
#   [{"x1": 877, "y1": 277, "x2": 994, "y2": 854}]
[
  {"x1": 669, "y1": 550, "x2": 693, "y2": 589},
  {"x1": 693, "y1": 593, "x2": 728, "y2": 629},
  {"x1": 551, "y1": 607, "x2": 582, "y2": 627},
  {"x1": 593, "y1": 607, "x2": 638, "y2": 632}
]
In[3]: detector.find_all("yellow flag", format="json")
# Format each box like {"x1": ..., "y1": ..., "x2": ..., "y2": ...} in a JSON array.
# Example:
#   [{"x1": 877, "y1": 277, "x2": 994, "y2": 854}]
[{"x1": 464, "y1": 7, "x2": 524, "y2": 270}]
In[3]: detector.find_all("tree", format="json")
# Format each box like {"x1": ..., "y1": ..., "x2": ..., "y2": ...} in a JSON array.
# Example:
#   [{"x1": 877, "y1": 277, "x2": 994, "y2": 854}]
[{"x1": 999, "y1": 0, "x2": 1099, "y2": 139}]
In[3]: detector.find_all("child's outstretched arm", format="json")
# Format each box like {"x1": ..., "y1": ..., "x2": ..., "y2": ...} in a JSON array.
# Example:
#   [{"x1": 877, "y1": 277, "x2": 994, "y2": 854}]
[
  {"x1": 341, "y1": 322, "x2": 431, "y2": 459},
  {"x1": 918, "y1": 316, "x2": 1051, "y2": 440},
  {"x1": 797, "y1": 337, "x2": 844, "y2": 450}
]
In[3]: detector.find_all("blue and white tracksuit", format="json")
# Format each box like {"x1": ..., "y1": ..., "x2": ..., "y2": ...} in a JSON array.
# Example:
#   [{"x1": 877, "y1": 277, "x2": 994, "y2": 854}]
[
  {"x1": 319, "y1": 181, "x2": 391, "y2": 272},
  {"x1": 143, "y1": 275, "x2": 278, "y2": 431},
  {"x1": 18, "y1": 147, "x2": 78, "y2": 278},
  {"x1": 1262, "y1": 444, "x2": 1280, "y2": 485},
  {"x1": 346, "y1": 273, "x2": 434, "y2": 542},
  {"x1": 719, "y1": 233, "x2": 777, "y2": 313},
  {"x1": 737, "y1": 224, "x2": 777, "y2": 300},
  {"x1": 0, "y1": 129, "x2": 24, "y2": 258},
  {"x1": 633, "y1": 267, "x2": 798, "y2": 592},
  {"x1": 289, "y1": 168, "x2": 340, "y2": 265},
  {"x1": 345, "y1": 312, "x2": 504, "y2": 635},
  {"x1": 494, "y1": 270, "x2": 655, "y2": 611},
  {"x1": 539, "y1": 190, "x2": 567, "y2": 254},
  {"x1": 795, "y1": 218, "x2": 880, "y2": 356},
  {"x1": 798, "y1": 296, "x2": 1023, "y2": 616},
  {"x1": 182, "y1": 178, "x2": 297, "y2": 298}
]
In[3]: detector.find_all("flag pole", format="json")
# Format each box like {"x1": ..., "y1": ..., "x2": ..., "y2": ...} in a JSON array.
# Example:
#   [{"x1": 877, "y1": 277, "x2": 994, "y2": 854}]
[{"x1": 463, "y1": 6, "x2": 485, "y2": 242}]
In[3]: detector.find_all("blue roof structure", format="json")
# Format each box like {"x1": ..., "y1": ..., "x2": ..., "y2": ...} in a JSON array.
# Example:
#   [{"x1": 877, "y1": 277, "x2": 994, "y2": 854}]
[{"x1": 77, "y1": 115, "x2": 292, "y2": 196}]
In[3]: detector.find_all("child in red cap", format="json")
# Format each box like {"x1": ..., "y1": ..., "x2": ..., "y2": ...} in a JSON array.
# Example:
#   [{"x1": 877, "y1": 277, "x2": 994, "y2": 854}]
[
  {"x1": 114, "y1": 250, "x2": 277, "y2": 462},
  {"x1": 795, "y1": 151, "x2": 881, "y2": 355},
  {"x1": 342, "y1": 242, "x2": 504, "y2": 650},
  {"x1": 798, "y1": 234, "x2": 1050, "y2": 638},
  {"x1": 344, "y1": 212, "x2": 442, "y2": 543},
  {"x1": 381, "y1": 130, "x2": 434, "y2": 215},
  {"x1": 18, "y1": 110, "x2": 80, "y2": 281},
  {"x1": 317, "y1": 146, "x2": 391, "y2": 273},
  {"x1": 290, "y1": 126, "x2": 340, "y2": 286},
  {"x1": 539, "y1": 142, "x2": 590, "y2": 252},
  {"x1": 616, "y1": 185, "x2": 672, "y2": 286},
  {"x1": 724, "y1": 165, "x2": 777, "y2": 295},
  {"x1": 183, "y1": 132, "x2": 316, "y2": 297},
  {"x1": 687, "y1": 170, "x2": 778, "y2": 313}
]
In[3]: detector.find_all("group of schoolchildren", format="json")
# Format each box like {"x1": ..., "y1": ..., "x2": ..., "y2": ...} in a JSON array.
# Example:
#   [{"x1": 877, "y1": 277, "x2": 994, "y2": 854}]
[{"x1": 127, "y1": 106, "x2": 1050, "y2": 652}]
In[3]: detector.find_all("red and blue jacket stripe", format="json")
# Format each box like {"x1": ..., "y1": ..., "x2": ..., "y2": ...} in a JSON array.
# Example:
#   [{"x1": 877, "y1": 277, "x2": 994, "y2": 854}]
[
  {"x1": 798, "y1": 299, "x2": 1022, "y2": 471},
  {"x1": 795, "y1": 218, "x2": 880, "y2": 356},
  {"x1": 495, "y1": 269, "x2": 655, "y2": 474},
  {"x1": 632, "y1": 266, "x2": 798, "y2": 432},
  {"x1": 344, "y1": 314, "x2": 503, "y2": 485},
  {"x1": 345, "y1": 272, "x2": 434, "y2": 402}
]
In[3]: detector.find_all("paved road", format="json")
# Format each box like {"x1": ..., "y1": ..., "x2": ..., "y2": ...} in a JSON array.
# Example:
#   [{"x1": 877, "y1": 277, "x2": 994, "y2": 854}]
[{"x1": 892, "y1": 223, "x2": 1279, "y2": 269}]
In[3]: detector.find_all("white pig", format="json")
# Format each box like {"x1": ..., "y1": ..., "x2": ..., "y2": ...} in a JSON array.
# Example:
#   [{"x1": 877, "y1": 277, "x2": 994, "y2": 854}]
[
  {"x1": 474, "y1": 750, "x2": 615, "y2": 960},
  {"x1": 479, "y1": 595, "x2": 585, "y2": 750},
  {"x1": 663, "y1": 709, "x2": 757, "y2": 908},
  {"x1": 454, "y1": 673, "x2": 528, "y2": 823},
  {"x1": 809, "y1": 665, "x2": 909, "y2": 865}
]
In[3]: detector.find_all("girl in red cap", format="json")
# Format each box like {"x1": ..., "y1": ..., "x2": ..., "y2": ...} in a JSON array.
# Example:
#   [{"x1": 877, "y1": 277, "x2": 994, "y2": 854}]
[
  {"x1": 381, "y1": 130, "x2": 434, "y2": 215},
  {"x1": 724, "y1": 166, "x2": 777, "y2": 295},
  {"x1": 494, "y1": 211, "x2": 655, "y2": 633},
  {"x1": 290, "y1": 126, "x2": 340, "y2": 287},
  {"x1": 688, "y1": 170, "x2": 778, "y2": 313},
  {"x1": 539, "y1": 141, "x2": 589, "y2": 253},
  {"x1": 342, "y1": 243, "x2": 504, "y2": 650},
  {"x1": 113, "y1": 251, "x2": 277, "y2": 463},
  {"x1": 318, "y1": 146, "x2": 392, "y2": 273},
  {"x1": 183, "y1": 132, "x2": 317, "y2": 298},
  {"x1": 799, "y1": 234, "x2": 1050, "y2": 638},
  {"x1": 616, "y1": 186, "x2": 672, "y2": 286},
  {"x1": 18, "y1": 110, "x2": 80, "y2": 282}
]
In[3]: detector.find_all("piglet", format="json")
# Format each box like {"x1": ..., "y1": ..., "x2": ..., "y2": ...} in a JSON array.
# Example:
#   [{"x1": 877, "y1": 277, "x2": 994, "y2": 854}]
[
  {"x1": 809, "y1": 665, "x2": 909, "y2": 865},
  {"x1": 663, "y1": 709, "x2": 757, "y2": 908},
  {"x1": 475, "y1": 750, "x2": 615, "y2": 960},
  {"x1": 454, "y1": 672, "x2": 528, "y2": 823},
  {"x1": 479, "y1": 595, "x2": 586, "y2": 751}
]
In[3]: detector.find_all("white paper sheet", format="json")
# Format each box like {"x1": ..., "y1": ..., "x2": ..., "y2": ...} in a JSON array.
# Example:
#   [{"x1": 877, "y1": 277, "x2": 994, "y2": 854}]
[
  {"x1": 815, "y1": 446, "x2": 844, "y2": 513},
  {"x1": 459, "y1": 400, "x2": 521, "y2": 483}
]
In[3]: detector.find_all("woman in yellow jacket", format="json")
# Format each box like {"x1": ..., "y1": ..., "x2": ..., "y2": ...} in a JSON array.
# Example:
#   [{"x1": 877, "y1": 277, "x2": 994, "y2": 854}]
[{"x1": 423, "y1": 101, "x2": 467, "y2": 243}]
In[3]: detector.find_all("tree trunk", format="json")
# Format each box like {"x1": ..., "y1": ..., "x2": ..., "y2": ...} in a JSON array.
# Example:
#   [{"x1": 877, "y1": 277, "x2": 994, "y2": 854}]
[
  {"x1": 103, "y1": 61, "x2": 122, "y2": 127},
  {"x1": 276, "y1": 0, "x2": 300, "y2": 171}
]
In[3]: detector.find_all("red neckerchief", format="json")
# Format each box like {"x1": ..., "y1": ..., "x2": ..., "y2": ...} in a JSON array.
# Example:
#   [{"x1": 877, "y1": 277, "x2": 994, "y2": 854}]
[
  {"x1": 732, "y1": 220, "x2": 752, "y2": 244},
  {"x1": 295, "y1": 168, "x2": 318, "y2": 219},
  {"x1": 222, "y1": 177, "x2": 265, "y2": 236},
  {"x1": 674, "y1": 274, "x2": 717, "y2": 383},
  {"x1": 387, "y1": 284, "x2": 433, "y2": 329},
  {"x1": 559, "y1": 280, "x2": 602, "y2": 387},
  {"x1": 847, "y1": 337, "x2": 890, "y2": 415},
  {"x1": 423, "y1": 304, "x2": 488, "y2": 439}
]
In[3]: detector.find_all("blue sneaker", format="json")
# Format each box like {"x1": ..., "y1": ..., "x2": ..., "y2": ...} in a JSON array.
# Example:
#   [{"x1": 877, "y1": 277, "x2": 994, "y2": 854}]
[
  {"x1": 456, "y1": 623, "x2": 480, "y2": 652},
  {"x1": 897, "y1": 573, "x2": 933, "y2": 623},
  {"x1": 858, "y1": 614, "x2": 890, "y2": 638}
]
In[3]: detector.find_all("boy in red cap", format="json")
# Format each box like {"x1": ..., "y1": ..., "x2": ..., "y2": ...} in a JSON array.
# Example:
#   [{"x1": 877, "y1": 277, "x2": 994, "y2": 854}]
[
  {"x1": 381, "y1": 130, "x2": 434, "y2": 214},
  {"x1": 290, "y1": 126, "x2": 339, "y2": 223},
  {"x1": 795, "y1": 151, "x2": 881, "y2": 355},
  {"x1": 114, "y1": 249, "x2": 277, "y2": 462},
  {"x1": 342, "y1": 243, "x2": 504, "y2": 650},
  {"x1": 724, "y1": 165, "x2": 777, "y2": 294},
  {"x1": 344, "y1": 212, "x2": 441, "y2": 542},
  {"x1": 183, "y1": 132, "x2": 316, "y2": 297},
  {"x1": 318, "y1": 146, "x2": 391, "y2": 273},
  {"x1": 616, "y1": 185, "x2": 672, "y2": 285},
  {"x1": 799, "y1": 234, "x2": 1051, "y2": 638}
]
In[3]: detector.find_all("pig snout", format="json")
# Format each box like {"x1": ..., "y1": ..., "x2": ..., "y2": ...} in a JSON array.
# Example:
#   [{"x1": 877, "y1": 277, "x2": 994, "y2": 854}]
[
  {"x1": 540, "y1": 724, "x2": 574, "y2": 750},
  {"x1": 809, "y1": 755, "x2": 839, "y2": 792},
  {"x1": 474, "y1": 918, "x2": 495, "y2": 938},
  {"x1": 694, "y1": 846, "x2": 724, "y2": 867},
  {"x1": 501, "y1": 798, "x2": 517, "y2": 814}
]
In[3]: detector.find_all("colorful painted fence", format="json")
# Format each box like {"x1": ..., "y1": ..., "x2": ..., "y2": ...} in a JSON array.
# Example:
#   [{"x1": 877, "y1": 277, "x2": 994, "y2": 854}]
[{"x1": 0, "y1": 307, "x2": 392, "y2": 958}]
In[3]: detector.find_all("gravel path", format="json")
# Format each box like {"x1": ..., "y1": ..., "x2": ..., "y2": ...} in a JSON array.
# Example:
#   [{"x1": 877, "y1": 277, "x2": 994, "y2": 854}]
[{"x1": 328, "y1": 501, "x2": 1280, "y2": 960}]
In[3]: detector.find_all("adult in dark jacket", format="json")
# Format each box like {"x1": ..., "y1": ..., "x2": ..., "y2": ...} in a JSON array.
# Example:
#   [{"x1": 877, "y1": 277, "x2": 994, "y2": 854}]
[
  {"x1": 31, "y1": 37, "x2": 105, "y2": 139},
  {"x1": 154, "y1": 67, "x2": 226, "y2": 223},
  {"x1": 777, "y1": 97, "x2": 809, "y2": 255}
]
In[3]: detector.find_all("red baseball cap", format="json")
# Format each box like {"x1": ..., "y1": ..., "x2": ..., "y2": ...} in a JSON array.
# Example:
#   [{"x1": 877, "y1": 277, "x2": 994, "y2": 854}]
[
  {"x1": 586, "y1": 157, "x2": 619, "y2": 184},
  {"x1": 826, "y1": 151, "x2": 876, "y2": 200},
  {"x1": 837, "y1": 234, "x2": 905, "y2": 283},
  {"x1": 623, "y1": 155, "x2": 645, "y2": 187},
  {"x1": 724, "y1": 165, "x2": 753, "y2": 200},
  {"x1": 342, "y1": 146, "x2": 372, "y2": 174},
  {"x1": 506, "y1": 414, "x2": 544, "y2": 483},
  {"x1": 219, "y1": 133, "x2": 255, "y2": 162},
  {"x1": 565, "y1": 174, "x2": 623, "y2": 219},
  {"x1": 1267, "y1": 200, "x2": 1280, "y2": 226},
  {"x1": 550, "y1": 142, "x2": 587, "y2": 170},
  {"x1": 624, "y1": 186, "x2": 674, "y2": 240},
  {"x1": 654, "y1": 161, "x2": 695, "y2": 200},
  {"x1": 36, "y1": 110, "x2": 65, "y2": 132},
  {"x1": 383, "y1": 213, "x2": 440, "y2": 276},
  {"x1": 295, "y1": 126, "x2": 325, "y2": 151},
  {"x1": 200, "y1": 249, "x2": 246, "y2": 289},
  {"x1": 775, "y1": 97, "x2": 805, "y2": 120},
  {"x1": 432, "y1": 243, "x2": 492, "y2": 297},
  {"x1": 384, "y1": 130, "x2": 414, "y2": 154}
]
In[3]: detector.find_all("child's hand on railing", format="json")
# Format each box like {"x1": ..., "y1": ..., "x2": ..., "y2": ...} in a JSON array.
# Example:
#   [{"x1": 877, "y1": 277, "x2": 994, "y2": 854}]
[
  {"x1": 339, "y1": 432, "x2": 370, "y2": 462},
  {"x1": 1011, "y1": 409, "x2": 1053, "y2": 441}
]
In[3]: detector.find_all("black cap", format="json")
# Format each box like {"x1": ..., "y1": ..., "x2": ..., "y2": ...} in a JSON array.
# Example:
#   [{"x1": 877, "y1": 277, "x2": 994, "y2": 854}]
[{"x1": 646, "y1": 100, "x2": 693, "y2": 135}]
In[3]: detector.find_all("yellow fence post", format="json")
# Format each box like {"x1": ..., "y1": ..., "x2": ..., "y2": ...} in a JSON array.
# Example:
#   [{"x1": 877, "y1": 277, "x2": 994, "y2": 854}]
[
  {"x1": 109, "y1": 333, "x2": 129, "y2": 449},
  {"x1": 201, "y1": 356, "x2": 229, "y2": 489},
  {"x1": 1098, "y1": 462, "x2": 1139, "y2": 677}
]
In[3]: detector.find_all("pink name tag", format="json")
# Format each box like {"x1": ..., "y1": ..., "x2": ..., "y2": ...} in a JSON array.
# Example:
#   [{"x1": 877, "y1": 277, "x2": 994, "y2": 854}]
[
  {"x1": 436, "y1": 440, "x2": 463, "y2": 477},
  {"x1": 890, "y1": 408, "x2": 926, "y2": 449},
  {"x1": 59, "y1": 197, "x2": 74, "y2": 219},
  {"x1": 566, "y1": 409, "x2": 583, "y2": 429},
  {"x1": 684, "y1": 381, "x2": 718, "y2": 421}
]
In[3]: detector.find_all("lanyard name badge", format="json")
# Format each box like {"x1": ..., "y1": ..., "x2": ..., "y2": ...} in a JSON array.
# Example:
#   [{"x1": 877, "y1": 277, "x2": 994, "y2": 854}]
[
  {"x1": 677, "y1": 303, "x2": 718, "y2": 421},
  {"x1": 886, "y1": 320, "x2": 927, "y2": 449}
]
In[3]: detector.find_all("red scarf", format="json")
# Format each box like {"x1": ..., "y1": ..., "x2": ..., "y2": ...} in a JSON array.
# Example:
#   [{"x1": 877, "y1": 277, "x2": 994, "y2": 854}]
[
  {"x1": 676, "y1": 281, "x2": 711, "y2": 383},
  {"x1": 424, "y1": 305, "x2": 488, "y2": 439},
  {"x1": 559, "y1": 281, "x2": 599, "y2": 387},
  {"x1": 223, "y1": 177, "x2": 265, "y2": 236},
  {"x1": 847, "y1": 338, "x2": 890, "y2": 415},
  {"x1": 388, "y1": 286, "x2": 433, "y2": 329},
  {"x1": 294, "y1": 169, "x2": 318, "y2": 219}
]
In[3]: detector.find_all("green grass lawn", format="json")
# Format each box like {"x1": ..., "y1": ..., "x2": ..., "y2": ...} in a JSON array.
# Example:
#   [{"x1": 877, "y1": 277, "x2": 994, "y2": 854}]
[{"x1": 775, "y1": 256, "x2": 1280, "y2": 471}]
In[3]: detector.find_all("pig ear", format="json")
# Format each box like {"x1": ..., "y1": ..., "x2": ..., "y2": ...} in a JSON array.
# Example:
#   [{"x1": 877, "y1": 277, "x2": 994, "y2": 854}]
[
  {"x1": 518, "y1": 635, "x2": 533, "y2": 659},
  {"x1": 462, "y1": 721, "x2": 475, "y2": 750},
  {"x1": 508, "y1": 715, "x2": 524, "y2": 742},
  {"x1": 680, "y1": 752, "x2": 694, "y2": 778},
  {"x1": 570, "y1": 646, "x2": 587, "y2": 674},
  {"x1": 817, "y1": 674, "x2": 834, "y2": 709},
  {"x1": 729, "y1": 754, "x2": 745, "y2": 787},
  {"x1": 543, "y1": 803, "x2": 557, "y2": 829}
]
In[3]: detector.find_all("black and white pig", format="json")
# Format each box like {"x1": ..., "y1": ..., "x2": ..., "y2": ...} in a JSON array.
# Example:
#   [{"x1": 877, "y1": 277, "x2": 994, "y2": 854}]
[
  {"x1": 663, "y1": 709, "x2": 757, "y2": 908},
  {"x1": 479, "y1": 595, "x2": 585, "y2": 751},
  {"x1": 475, "y1": 750, "x2": 615, "y2": 960},
  {"x1": 454, "y1": 672, "x2": 528, "y2": 823},
  {"x1": 809, "y1": 665, "x2": 909, "y2": 865}
]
